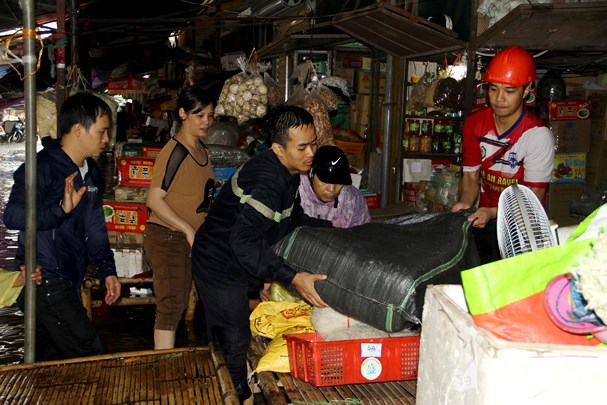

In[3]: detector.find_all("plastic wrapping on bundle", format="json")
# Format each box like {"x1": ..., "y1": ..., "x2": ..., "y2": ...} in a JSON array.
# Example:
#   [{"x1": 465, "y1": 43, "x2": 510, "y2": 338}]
[
  {"x1": 274, "y1": 212, "x2": 480, "y2": 332},
  {"x1": 207, "y1": 144, "x2": 250, "y2": 168},
  {"x1": 205, "y1": 121, "x2": 240, "y2": 147}
]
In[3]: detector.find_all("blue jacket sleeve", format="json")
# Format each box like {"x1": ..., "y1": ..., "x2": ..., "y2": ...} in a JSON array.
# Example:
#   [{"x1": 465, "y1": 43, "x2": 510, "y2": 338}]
[{"x1": 3, "y1": 163, "x2": 70, "y2": 232}]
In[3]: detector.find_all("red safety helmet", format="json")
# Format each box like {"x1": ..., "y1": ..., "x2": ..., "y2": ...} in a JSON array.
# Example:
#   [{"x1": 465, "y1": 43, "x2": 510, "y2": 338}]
[{"x1": 483, "y1": 46, "x2": 537, "y2": 87}]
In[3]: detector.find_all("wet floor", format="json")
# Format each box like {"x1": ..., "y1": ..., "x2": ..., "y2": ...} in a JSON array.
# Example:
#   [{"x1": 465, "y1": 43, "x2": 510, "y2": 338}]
[{"x1": 0, "y1": 142, "x2": 205, "y2": 366}]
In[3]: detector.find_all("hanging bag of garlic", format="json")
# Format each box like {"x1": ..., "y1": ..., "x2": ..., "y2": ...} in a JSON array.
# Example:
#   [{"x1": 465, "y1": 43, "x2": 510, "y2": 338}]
[{"x1": 215, "y1": 49, "x2": 270, "y2": 125}]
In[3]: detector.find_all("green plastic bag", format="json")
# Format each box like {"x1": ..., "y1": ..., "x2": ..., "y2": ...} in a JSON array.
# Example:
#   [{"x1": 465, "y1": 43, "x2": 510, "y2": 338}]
[{"x1": 461, "y1": 204, "x2": 606, "y2": 346}]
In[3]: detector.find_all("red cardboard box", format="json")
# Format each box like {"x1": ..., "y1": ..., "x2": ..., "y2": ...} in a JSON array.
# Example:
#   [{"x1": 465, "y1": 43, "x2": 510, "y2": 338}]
[
  {"x1": 541, "y1": 100, "x2": 591, "y2": 121},
  {"x1": 142, "y1": 145, "x2": 163, "y2": 158},
  {"x1": 117, "y1": 157, "x2": 155, "y2": 187},
  {"x1": 103, "y1": 201, "x2": 148, "y2": 233}
]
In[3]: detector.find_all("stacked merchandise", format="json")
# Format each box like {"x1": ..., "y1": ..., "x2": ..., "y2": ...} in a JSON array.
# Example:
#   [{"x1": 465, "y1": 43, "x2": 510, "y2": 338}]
[
  {"x1": 575, "y1": 89, "x2": 607, "y2": 191},
  {"x1": 103, "y1": 143, "x2": 161, "y2": 277},
  {"x1": 542, "y1": 98, "x2": 592, "y2": 226}
]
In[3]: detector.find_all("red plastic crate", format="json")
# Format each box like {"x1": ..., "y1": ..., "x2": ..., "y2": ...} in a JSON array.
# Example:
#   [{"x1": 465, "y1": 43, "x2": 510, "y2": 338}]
[{"x1": 284, "y1": 332, "x2": 419, "y2": 387}]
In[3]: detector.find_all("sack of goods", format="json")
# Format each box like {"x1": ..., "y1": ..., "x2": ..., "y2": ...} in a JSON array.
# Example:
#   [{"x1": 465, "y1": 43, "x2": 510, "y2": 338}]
[{"x1": 274, "y1": 211, "x2": 480, "y2": 332}]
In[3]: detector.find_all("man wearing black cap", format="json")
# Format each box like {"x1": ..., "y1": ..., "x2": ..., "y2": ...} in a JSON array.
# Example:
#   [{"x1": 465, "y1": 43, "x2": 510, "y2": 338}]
[{"x1": 299, "y1": 145, "x2": 370, "y2": 228}]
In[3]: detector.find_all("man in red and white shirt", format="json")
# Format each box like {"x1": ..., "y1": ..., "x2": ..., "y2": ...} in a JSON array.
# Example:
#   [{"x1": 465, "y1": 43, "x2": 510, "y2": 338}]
[{"x1": 452, "y1": 46, "x2": 554, "y2": 263}]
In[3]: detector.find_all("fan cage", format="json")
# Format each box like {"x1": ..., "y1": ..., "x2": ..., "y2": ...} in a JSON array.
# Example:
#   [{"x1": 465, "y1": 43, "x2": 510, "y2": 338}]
[{"x1": 497, "y1": 184, "x2": 556, "y2": 258}]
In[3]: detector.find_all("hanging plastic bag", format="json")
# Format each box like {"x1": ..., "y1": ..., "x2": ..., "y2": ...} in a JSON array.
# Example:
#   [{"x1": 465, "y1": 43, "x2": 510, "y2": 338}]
[
  {"x1": 263, "y1": 71, "x2": 282, "y2": 107},
  {"x1": 408, "y1": 63, "x2": 435, "y2": 110},
  {"x1": 433, "y1": 54, "x2": 465, "y2": 111},
  {"x1": 287, "y1": 60, "x2": 348, "y2": 146},
  {"x1": 215, "y1": 50, "x2": 270, "y2": 125},
  {"x1": 461, "y1": 204, "x2": 607, "y2": 346}
]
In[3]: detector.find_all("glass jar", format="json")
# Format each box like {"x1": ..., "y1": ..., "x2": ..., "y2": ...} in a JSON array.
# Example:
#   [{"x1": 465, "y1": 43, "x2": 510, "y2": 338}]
[
  {"x1": 421, "y1": 119, "x2": 432, "y2": 136},
  {"x1": 441, "y1": 133, "x2": 453, "y2": 153},
  {"x1": 402, "y1": 132, "x2": 410, "y2": 151},
  {"x1": 452, "y1": 132, "x2": 462, "y2": 154},
  {"x1": 420, "y1": 134, "x2": 433, "y2": 153},
  {"x1": 408, "y1": 134, "x2": 421, "y2": 152},
  {"x1": 445, "y1": 120, "x2": 455, "y2": 135},
  {"x1": 408, "y1": 119, "x2": 420, "y2": 134},
  {"x1": 434, "y1": 120, "x2": 445, "y2": 135}
]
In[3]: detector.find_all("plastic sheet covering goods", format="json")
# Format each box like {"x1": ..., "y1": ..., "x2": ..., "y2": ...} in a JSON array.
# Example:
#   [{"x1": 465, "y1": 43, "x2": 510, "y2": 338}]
[{"x1": 274, "y1": 212, "x2": 480, "y2": 332}]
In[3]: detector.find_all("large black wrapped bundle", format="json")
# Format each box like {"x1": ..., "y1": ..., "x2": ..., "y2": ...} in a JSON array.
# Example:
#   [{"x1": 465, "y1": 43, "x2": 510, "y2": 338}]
[{"x1": 274, "y1": 211, "x2": 480, "y2": 332}]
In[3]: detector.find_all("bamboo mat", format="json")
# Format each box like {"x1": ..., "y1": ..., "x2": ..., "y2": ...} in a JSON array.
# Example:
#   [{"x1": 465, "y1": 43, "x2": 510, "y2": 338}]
[
  {"x1": 247, "y1": 336, "x2": 416, "y2": 405},
  {"x1": 0, "y1": 346, "x2": 239, "y2": 404}
]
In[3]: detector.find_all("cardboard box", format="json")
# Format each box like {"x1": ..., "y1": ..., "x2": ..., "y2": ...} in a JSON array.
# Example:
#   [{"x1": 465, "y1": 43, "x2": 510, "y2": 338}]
[
  {"x1": 549, "y1": 120, "x2": 591, "y2": 153},
  {"x1": 416, "y1": 285, "x2": 607, "y2": 405},
  {"x1": 550, "y1": 152, "x2": 586, "y2": 183},
  {"x1": 547, "y1": 183, "x2": 583, "y2": 219},
  {"x1": 142, "y1": 145, "x2": 163, "y2": 158},
  {"x1": 590, "y1": 119, "x2": 607, "y2": 141},
  {"x1": 108, "y1": 231, "x2": 144, "y2": 247},
  {"x1": 541, "y1": 100, "x2": 591, "y2": 121},
  {"x1": 354, "y1": 70, "x2": 385, "y2": 94},
  {"x1": 588, "y1": 96, "x2": 607, "y2": 120},
  {"x1": 586, "y1": 140, "x2": 607, "y2": 189},
  {"x1": 103, "y1": 201, "x2": 149, "y2": 233},
  {"x1": 568, "y1": 86, "x2": 607, "y2": 99},
  {"x1": 117, "y1": 157, "x2": 155, "y2": 187}
]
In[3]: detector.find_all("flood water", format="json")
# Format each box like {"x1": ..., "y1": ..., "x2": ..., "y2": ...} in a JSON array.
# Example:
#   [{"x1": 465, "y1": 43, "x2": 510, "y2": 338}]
[{"x1": 0, "y1": 142, "x2": 205, "y2": 366}]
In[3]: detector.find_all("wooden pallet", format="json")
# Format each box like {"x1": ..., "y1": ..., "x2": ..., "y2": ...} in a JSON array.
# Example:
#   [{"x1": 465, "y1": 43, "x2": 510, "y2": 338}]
[
  {"x1": 0, "y1": 346, "x2": 238, "y2": 404},
  {"x1": 247, "y1": 336, "x2": 416, "y2": 404}
]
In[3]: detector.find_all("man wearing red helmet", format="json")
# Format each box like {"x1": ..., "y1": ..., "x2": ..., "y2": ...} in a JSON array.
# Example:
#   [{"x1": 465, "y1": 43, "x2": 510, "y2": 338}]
[{"x1": 451, "y1": 46, "x2": 555, "y2": 264}]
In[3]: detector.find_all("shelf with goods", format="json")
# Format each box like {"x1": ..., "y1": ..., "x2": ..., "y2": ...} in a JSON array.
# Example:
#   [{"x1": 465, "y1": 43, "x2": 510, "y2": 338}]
[
  {"x1": 402, "y1": 116, "x2": 463, "y2": 161},
  {"x1": 400, "y1": 110, "x2": 464, "y2": 213}
]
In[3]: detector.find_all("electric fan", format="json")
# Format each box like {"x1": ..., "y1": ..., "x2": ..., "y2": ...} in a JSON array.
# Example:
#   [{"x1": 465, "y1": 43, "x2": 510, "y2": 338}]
[{"x1": 496, "y1": 184, "x2": 556, "y2": 258}]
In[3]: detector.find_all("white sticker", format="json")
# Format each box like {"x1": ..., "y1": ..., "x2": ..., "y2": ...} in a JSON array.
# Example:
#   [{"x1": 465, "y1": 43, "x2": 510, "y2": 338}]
[
  {"x1": 360, "y1": 357, "x2": 382, "y2": 381},
  {"x1": 412, "y1": 161, "x2": 422, "y2": 172},
  {"x1": 361, "y1": 343, "x2": 382, "y2": 358}
]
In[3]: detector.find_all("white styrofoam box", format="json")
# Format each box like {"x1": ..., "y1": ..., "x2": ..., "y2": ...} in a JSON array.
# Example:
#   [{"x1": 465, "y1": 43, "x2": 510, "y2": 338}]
[
  {"x1": 417, "y1": 285, "x2": 607, "y2": 405},
  {"x1": 112, "y1": 248, "x2": 143, "y2": 278}
]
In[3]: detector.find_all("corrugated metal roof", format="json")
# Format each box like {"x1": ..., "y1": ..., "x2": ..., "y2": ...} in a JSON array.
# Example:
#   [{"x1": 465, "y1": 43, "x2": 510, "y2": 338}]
[
  {"x1": 474, "y1": 2, "x2": 607, "y2": 52},
  {"x1": 332, "y1": 3, "x2": 465, "y2": 59}
]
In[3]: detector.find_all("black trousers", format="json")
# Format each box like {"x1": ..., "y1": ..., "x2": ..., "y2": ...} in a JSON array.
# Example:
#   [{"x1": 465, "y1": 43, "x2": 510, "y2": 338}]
[
  {"x1": 193, "y1": 272, "x2": 251, "y2": 395},
  {"x1": 18, "y1": 278, "x2": 106, "y2": 361}
]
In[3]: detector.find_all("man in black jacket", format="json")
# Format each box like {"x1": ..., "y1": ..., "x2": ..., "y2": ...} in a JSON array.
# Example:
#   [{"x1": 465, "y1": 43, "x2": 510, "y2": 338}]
[
  {"x1": 192, "y1": 106, "x2": 331, "y2": 402},
  {"x1": 3, "y1": 93, "x2": 121, "y2": 361}
]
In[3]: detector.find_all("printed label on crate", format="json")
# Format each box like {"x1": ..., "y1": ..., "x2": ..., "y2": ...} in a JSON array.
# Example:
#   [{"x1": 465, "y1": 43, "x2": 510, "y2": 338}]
[
  {"x1": 542, "y1": 100, "x2": 591, "y2": 121},
  {"x1": 213, "y1": 167, "x2": 236, "y2": 197},
  {"x1": 551, "y1": 152, "x2": 586, "y2": 183},
  {"x1": 361, "y1": 343, "x2": 382, "y2": 358},
  {"x1": 360, "y1": 357, "x2": 382, "y2": 381},
  {"x1": 103, "y1": 201, "x2": 148, "y2": 233},
  {"x1": 117, "y1": 157, "x2": 155, "y2": 187}
]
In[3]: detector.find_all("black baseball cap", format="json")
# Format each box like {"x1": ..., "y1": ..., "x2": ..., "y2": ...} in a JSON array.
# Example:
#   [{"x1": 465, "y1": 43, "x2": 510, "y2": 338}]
[{"x1": 312, "y1": 145, "x2": 352, "y2": 185}]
